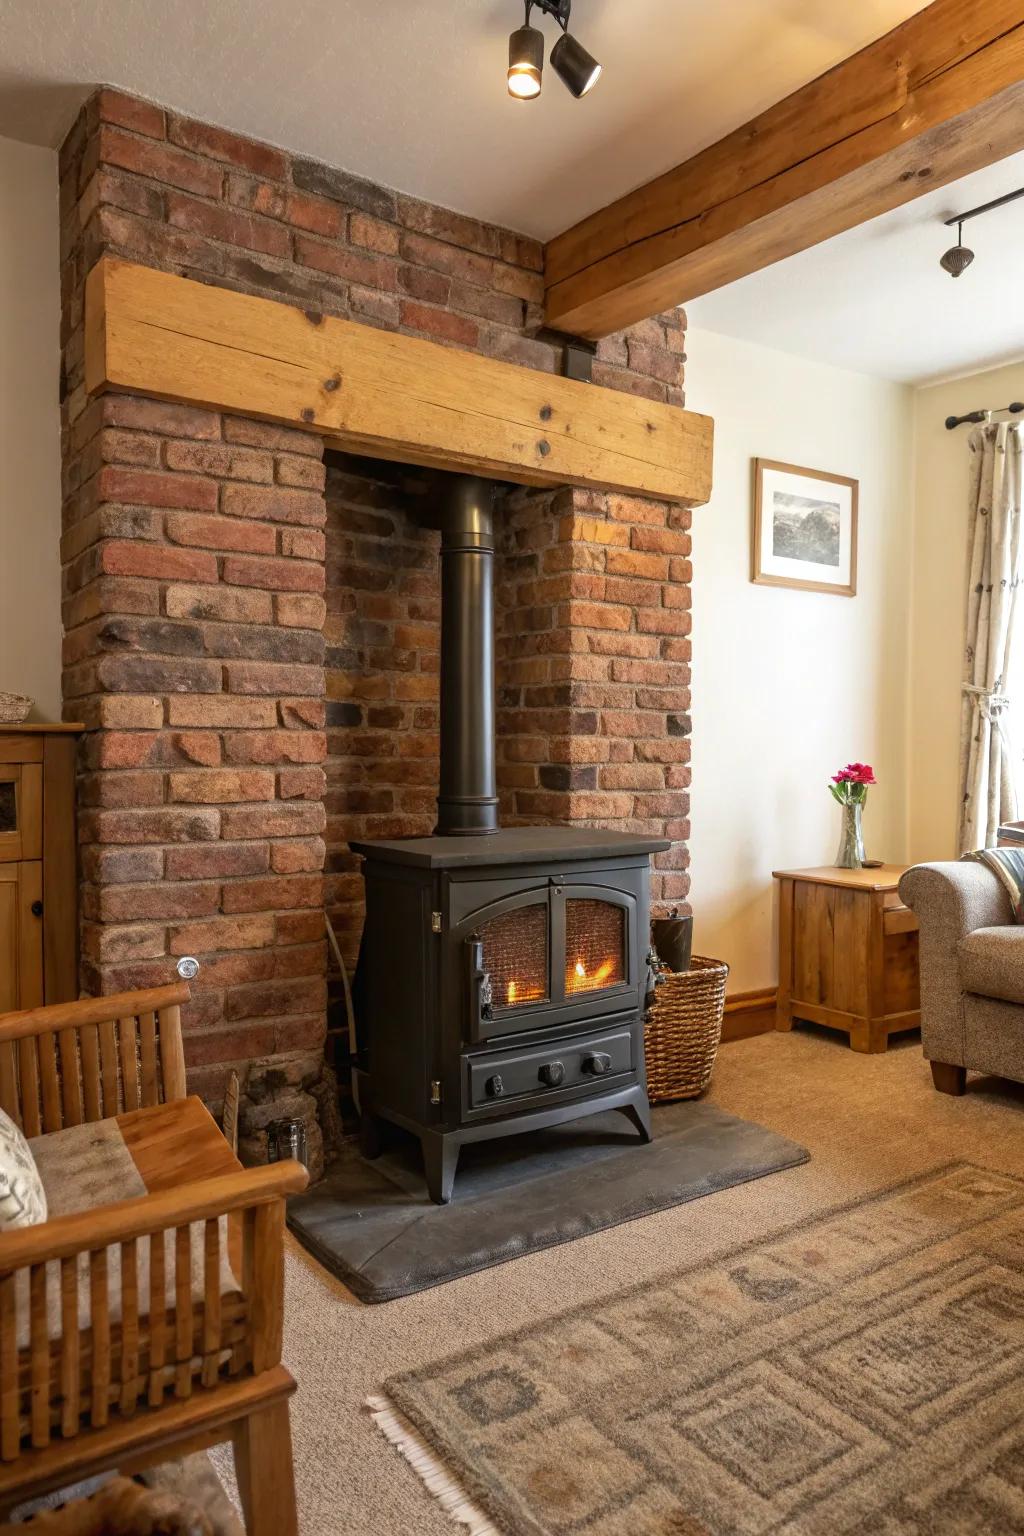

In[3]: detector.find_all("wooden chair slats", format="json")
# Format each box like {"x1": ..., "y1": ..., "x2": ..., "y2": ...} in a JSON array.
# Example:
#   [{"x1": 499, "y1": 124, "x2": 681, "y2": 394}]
[
  {"x1": 97, "y1": 1018, "x2": 119, "y2": 1120},
  {"x1": 159, "y1": 1005, "x2": 187, "y2": 1103},
  {"x1": 29, "y1": 1264, "x2": 50, "y2": 1449},
  {"x1": 59, "y1": 1258, "x2": 79, "y2": 1438},
  {"x1": 148, "y1": 1232, "x2": 167, "y2": 1410},
  {"x1": 0, "y1": 1273, "x2": 18, "y2": 1461},
  {"x1": 174, "y1": 1225, "x2": 192, "y2": 1401},
  {"x1": 36, "y1": 1033, "x2": 62, "y2": 1135},
  {"x1": 202, "y1": 1219, "x2": 221, "y2": 1389},
  {"x1": 0, "y1": 987, "x2": 187, "y2": 1134},
  {"x1": 88, "y1": 1251, "x2": 109, "y2": 1430},
  {"x1": 79, "y1": 1024, "x2": 102, "y2": 1124},
  {"x1": 119, "y1": 1239, "x2": 139, "y2": 1418},
  {"x1": 138, "y1": 1012, "x2": 159, "y2": 1108},
  {"x1": 57, "y1": 1029, "x2": 83, "y2": 1130},
  {"x1": 118, "y1": 1018, "x2": 140, "y2": 1113},
  {"x1": 17, "y1": 1039, "x2": 41, "y2": 1139}
]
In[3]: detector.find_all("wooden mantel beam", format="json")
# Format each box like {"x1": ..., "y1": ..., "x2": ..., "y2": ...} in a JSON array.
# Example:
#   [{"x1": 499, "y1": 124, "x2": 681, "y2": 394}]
[
  {"x1": 544, "y1": 0, "x2": 1024, "y2": 338},
  {"x1": 84, "y1": 258, "x2": 713, "y2": 506}
]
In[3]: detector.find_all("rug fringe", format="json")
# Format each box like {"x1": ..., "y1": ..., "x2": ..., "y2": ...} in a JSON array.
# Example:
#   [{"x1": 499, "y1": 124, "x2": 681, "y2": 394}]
[{"x1": 366, "y1": 1394, "x2": 500, "y2": 1536}]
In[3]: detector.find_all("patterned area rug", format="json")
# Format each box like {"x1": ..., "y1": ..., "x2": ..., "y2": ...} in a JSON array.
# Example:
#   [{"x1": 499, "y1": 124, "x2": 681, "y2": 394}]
[{"x1": 371, "y1": 1163, "x2": 1024, "y2": 1535}]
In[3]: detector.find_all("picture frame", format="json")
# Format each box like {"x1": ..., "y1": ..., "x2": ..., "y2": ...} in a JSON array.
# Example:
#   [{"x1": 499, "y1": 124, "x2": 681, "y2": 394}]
[{"x1": 751, "y1": 458, "x2": 858, "y2": 596}]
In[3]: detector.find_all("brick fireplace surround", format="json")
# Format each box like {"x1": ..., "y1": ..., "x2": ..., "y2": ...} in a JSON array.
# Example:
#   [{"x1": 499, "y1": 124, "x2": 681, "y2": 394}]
[{"x1": 58, "y1": 88, "x2": 691, "y2": 1170}]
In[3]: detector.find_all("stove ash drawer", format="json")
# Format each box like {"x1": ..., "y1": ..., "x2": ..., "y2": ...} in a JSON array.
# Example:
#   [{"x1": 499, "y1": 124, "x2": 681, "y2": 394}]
[{"x1": 466, "y1": 1025, "x2": 634, "y2": 1111}]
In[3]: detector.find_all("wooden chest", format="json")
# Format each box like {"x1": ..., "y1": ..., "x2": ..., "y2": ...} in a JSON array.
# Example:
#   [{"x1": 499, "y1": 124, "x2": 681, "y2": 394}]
[{"x1": 773, "y1": 864, "x2": 920, "y2": 1054}]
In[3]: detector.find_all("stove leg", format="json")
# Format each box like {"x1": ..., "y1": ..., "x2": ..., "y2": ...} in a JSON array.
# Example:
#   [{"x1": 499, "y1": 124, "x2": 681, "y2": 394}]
[
  {"x1": 622, "y1": 1097, "x2": 653, "y2": 1143},
  {"x1": 422, "y1": 1131, "x2": 459, "y2": 1204},
  {"x1": 359, "y1": 1109, "x2": 383, "y2": 1160}
]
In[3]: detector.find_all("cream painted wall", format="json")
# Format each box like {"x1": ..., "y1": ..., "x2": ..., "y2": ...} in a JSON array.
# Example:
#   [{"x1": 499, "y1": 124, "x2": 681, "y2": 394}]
[
  {"x1": 684, "y1": 328, "x2": 914, "y2": 994},
  {"x1": 908, "y1": 358, "x2": 1024, "y2": 863},
  {"x1": 0, "y1": 135, "x2": 62, "y2": 722}
]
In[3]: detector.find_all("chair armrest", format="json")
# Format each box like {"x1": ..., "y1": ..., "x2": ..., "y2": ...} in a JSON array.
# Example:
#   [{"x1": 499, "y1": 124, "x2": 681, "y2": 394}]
[
  {"x1": 0, "y1": 1161, "x2": 308, "y2": 1273},
  {"x1": 0, "y1": 985, "x2": 190, "y2": 1045},
  {"x1": 898, "y1": 861, "x2": 1014, "y2": 1065},
  {"x1": 898, "y1": 860, "x2": 1013, "y2": 939}
]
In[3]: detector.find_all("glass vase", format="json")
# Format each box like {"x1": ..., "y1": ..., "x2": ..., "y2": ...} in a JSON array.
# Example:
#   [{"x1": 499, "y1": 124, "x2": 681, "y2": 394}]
[{"x1": 834, "y1": 800, "x2": 865, "y2": 869}]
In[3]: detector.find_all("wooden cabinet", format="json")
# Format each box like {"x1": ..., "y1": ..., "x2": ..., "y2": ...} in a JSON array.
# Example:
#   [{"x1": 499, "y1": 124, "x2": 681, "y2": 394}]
[
  {"x1": 773, "y1": 864, "x2": 920, "y2": 1054},
  {"x1": 0, "y1": 727, "x2": 81, "y2": 1010}
]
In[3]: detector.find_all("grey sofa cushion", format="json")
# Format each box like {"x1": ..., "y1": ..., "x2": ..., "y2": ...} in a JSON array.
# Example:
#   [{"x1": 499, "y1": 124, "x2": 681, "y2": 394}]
[{"x1": 959, "y1": 926, "x2": 1024, "y2": 1005}]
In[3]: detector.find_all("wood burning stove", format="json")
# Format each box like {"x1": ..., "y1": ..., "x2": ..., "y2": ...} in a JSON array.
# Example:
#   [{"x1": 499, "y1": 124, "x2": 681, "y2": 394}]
[{"x1": 352, "y1": 473, "x2": 668, "y2": 1202}]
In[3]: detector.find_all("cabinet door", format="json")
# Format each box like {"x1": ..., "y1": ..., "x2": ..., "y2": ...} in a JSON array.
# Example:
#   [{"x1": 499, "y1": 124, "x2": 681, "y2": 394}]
[
  {"x1": 0, "y1": 863, "x2": 44, "y2": 1012},
  {"x1": 0, "y1": 765, "x2": 43, "y2": 864}
]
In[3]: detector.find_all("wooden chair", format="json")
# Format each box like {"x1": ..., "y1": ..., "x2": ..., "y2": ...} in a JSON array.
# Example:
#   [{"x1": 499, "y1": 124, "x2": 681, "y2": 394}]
[{"x1": 0, "y1": 984, "x2": 307, "y2": 1536}]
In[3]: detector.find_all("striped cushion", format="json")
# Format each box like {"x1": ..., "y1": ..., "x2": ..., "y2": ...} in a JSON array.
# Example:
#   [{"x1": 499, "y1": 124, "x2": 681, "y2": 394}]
[{"x1": 965, "y1": 848, "x2": 1024, "y2": 924}]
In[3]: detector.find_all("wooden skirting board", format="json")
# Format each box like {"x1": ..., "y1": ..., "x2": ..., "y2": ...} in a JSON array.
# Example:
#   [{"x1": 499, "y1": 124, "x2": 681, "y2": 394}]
[
  {"x1": 84, "y1": 258, "x2": 713, "y2": 506},
  {"x1": 721, "y1": 988, "x2": 777, "y2": 1043}
]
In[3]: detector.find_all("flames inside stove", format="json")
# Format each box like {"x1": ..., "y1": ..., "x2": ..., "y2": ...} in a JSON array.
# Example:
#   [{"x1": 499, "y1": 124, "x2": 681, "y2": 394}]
[{"x1": 479, "y1": 895, "x2": 626, "y2": 1012}]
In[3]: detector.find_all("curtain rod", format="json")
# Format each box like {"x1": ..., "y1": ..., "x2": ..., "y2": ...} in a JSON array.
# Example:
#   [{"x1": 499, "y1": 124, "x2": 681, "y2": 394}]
[{"x1": 944, "y1": 402, "x2": 1024, "y2": 430}]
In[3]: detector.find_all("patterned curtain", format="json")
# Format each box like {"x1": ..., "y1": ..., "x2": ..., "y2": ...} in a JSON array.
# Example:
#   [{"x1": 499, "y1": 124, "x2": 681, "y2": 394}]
[{"x1": 959, "y1": 422, "x2": 1024, "y2": 852}]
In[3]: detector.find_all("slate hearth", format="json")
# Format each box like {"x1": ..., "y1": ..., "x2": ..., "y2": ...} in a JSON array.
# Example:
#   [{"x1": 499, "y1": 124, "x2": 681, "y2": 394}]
[{"x1": 288, "y1": 1099, "x2": 810, "y2": 1302}]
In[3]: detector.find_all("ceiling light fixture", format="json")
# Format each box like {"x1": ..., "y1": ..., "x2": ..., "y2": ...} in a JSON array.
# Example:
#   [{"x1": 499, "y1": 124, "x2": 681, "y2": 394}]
[
  {"x1": 939, "y1": 221, "x2": 974, "y2": 278},
  {"x1": 507, "y1": 0, "x2": 602, "y2": 102},
  {"x1": 939, "y1": 184, "x2": 1024, "y2": 277}
]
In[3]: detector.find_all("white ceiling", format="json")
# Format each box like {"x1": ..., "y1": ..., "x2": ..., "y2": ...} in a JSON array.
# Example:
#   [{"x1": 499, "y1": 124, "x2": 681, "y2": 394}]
[
  {"x1": 688, "y1": 150, "x2": 1024, "y2": 386},
  {"x1": 0, "y1": 0, "x2": 927, "y2": 240}
]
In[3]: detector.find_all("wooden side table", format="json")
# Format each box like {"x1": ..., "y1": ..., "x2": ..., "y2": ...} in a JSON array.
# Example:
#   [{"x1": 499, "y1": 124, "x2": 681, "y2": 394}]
[{"x1": 773, "y1": 864, "x2": 920, "y2": 1053}]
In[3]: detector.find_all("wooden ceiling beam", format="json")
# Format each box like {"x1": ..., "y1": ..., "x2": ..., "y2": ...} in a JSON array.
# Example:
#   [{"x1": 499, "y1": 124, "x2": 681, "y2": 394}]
[
  {"x1": 84, "y1": 258, "x2": 713, "y2": 506},
  {"x1": 544, "y1": 0, "x2": 1024, "y2": 338}
]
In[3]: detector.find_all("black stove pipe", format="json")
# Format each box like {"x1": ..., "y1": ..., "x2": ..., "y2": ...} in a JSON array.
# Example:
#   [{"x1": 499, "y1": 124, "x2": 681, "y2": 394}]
[{"x1": 435, "y1": 473, "x2": 499, "y2": 836}]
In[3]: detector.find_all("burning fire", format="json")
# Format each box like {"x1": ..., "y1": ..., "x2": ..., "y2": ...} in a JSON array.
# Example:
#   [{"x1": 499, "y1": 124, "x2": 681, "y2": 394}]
[
  {"x1": 569, "y1": 955, "x2": 615, "y2": 992},
  {"x1": 505, "y1": 978, "x2": 544, "y2": 1006}
]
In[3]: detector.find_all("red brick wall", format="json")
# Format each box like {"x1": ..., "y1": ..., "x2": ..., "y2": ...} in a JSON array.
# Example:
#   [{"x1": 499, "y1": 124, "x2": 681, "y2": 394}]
[{"x1": 58, "y1": 86, "x2": 690, "y2": 1151}]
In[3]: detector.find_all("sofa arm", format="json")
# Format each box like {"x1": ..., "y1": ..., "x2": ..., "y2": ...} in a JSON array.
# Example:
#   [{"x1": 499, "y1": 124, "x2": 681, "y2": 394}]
[{"x1": 899, "y1": 861, "x2": 1013, "y2": 1065}]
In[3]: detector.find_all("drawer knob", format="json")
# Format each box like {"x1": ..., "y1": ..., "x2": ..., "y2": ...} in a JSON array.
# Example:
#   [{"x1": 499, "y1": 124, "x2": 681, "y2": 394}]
[
  {"x1": 486, "y1": 1074, "x2": 504, "y2": 1098},
  {"x1": 30, "y1": 900, "x2": 43, "y2": 918},
  {"x1": 539, "y1": 1061, "x2": 565, "y2": 1088},
  {"x1": 583, "y1": 1051, "x2": 612, "y2": 1075}
]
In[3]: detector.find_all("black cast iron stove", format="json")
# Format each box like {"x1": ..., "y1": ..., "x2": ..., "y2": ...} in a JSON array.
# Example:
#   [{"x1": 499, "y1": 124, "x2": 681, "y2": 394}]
[{"x1": 352, "y1": 473, "x2": 667, "y2": 1202}]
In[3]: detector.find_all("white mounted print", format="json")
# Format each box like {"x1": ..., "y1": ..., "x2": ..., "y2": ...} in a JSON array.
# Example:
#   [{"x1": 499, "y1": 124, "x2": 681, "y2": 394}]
[{"x1": 752, "y1": 459, "x2": 858, "y2": 596}]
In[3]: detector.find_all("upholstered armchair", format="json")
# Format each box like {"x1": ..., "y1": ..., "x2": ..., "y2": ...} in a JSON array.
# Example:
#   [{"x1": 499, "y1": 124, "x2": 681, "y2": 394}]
[{"x1": 899, "y1": 861, "x2": 1024, "y2": 1094}]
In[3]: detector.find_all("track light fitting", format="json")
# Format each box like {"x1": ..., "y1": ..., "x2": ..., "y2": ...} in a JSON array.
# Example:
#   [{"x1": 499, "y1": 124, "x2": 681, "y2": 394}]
[
  {"x1": 939, "y1": 222, "x2": 974, "y2": 278},
  {"x1": 507, "y1": 0, "x2": 602, "y2": 102},
  {"x1": 938, "y1": 185, "x2": 1024, "y2": 277}
]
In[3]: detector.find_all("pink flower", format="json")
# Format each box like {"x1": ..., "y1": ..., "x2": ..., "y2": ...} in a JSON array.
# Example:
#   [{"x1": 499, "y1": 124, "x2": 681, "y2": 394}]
[
  {"x1": 845, "y1": 762, "x2": 877, "y2": 785},
  {"x1": 831, "y1": 770, "x2": 855, "y2": 784}
]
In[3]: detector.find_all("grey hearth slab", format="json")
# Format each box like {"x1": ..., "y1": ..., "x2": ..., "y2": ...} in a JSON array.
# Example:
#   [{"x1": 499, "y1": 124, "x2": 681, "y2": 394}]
[{"x1": 287, "y1": 1101, "x2": 810, "y2": 1303}]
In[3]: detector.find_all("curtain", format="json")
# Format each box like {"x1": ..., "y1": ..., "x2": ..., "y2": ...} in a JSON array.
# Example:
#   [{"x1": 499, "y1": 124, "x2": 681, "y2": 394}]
[{"x1": 959, "y1": 422, "x2": 1024, "y2": 852}]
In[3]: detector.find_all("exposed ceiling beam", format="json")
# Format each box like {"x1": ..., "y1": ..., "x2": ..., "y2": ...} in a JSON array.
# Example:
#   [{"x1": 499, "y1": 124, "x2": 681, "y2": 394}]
[
  {"x1": 84, "y1": 259, "x2": 713, "y2": 505},
  {"x1": 544, "y1": 0, "x2": 1024, "y2": 338}
]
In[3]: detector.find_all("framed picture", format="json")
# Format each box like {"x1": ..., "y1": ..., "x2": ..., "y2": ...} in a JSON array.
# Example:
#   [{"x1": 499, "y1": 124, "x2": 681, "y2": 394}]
[{"x1": 751, "y1": 459, "x2": 858, "y2": 596}]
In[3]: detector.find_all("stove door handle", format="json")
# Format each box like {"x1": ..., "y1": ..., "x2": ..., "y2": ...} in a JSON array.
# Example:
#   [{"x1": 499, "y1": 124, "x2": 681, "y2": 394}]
[{"x1": 582, "y1": 1051, "x2": 613, "y2": 1076}]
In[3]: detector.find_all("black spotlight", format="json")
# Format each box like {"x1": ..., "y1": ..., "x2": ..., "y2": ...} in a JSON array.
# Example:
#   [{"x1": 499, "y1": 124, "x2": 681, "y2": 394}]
[
  {"x1": 550, "y1": 30, "x2": 602, "y2": 98},
  {"x1": 940, "y1": 221, "x2": 975, "y2": 278},
  {"x1": 507, "y1": 1, "x2": 601, "y2": 102},
  {"x1": 508, "y1": 17, "x2": 544, "y2": 99}
]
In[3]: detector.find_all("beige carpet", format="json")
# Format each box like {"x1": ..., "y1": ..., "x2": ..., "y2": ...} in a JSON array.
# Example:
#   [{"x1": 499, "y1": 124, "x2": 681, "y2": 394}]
[{"x1": 214, "y1": 1028, "x2": 1024, "y2": 1535}]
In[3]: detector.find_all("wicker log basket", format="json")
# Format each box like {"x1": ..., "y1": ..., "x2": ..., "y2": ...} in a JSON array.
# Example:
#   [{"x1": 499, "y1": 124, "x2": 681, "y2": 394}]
[{"x1": 644, "y1": 955, "x2": 730, "y2": 1103}]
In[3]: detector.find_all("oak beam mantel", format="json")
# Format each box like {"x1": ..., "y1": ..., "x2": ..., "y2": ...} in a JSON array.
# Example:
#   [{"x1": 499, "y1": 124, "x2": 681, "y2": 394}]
[
  {"x1": 84, "y1": 258, "x2": 713, "y2": 506},
  {"x1": 544, "y1": 0, "x2": 1024, "y2": 337}
]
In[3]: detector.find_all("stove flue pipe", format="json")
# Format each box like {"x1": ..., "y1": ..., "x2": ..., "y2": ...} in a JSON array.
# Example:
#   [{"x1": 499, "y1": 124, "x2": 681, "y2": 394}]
[{"x1": 435, "y1": 473, "x2": 499, "y2": 836}]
